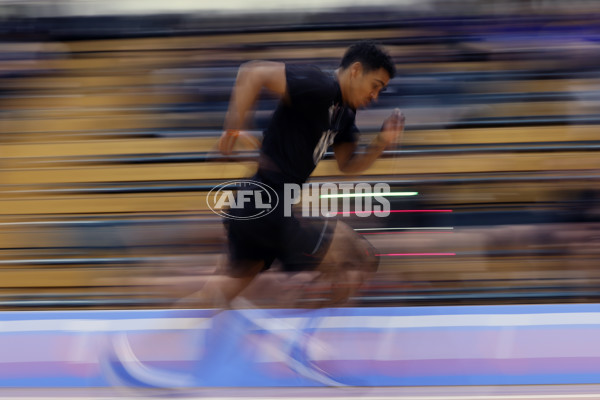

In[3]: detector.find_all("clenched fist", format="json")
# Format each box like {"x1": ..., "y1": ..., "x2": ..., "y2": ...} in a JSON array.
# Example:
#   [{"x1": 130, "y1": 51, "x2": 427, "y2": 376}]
[{"x1": 377, "y1": 108, "x2": 405, "y2": 148}]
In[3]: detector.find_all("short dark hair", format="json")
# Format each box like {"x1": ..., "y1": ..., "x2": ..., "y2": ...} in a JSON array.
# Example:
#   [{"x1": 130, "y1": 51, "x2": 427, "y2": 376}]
[{"x1": 340, "y1": 41, "x2": 396, "y2": 79}]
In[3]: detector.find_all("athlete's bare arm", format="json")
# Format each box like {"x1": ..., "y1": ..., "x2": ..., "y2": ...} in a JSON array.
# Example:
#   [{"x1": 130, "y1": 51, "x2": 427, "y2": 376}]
[
  {"x1": 219, "y1": 61, "x2": 288, "y2": 155},
  {"x1": 333, "y1": 109, "x2": 404, "y2": 174}
]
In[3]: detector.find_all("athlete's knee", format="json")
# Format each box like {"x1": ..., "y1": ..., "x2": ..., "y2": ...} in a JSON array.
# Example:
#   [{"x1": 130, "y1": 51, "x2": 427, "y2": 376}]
[
  {"x1": 328, "y1": 222, "x2": 379, "y2": 273},
  {"x1": 359, "y1": 235, "x2": 380, "y2": 274}
]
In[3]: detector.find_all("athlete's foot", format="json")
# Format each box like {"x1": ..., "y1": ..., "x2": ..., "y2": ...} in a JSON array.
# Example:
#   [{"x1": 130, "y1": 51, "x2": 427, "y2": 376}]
[{"x1": 103, "y1": 332, "x2": 195, "y2": 390}]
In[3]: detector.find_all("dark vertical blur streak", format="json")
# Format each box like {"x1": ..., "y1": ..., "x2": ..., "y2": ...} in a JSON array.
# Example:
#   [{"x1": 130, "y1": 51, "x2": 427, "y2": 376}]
[{"x1": 0, "y1": 0, "x2": 599, "y2": 309}]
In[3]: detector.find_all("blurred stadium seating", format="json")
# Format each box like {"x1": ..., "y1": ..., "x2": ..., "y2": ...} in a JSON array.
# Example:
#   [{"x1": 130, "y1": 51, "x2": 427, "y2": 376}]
[{"x1": 1, "y1": 6, "x2": 599, "y2": 309}]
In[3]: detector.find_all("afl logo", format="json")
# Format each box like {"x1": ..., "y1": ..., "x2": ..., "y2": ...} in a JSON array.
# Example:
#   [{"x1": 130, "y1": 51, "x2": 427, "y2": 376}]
[{"x1": 207, "y1": 180, "x2": 279, "y2": 220}]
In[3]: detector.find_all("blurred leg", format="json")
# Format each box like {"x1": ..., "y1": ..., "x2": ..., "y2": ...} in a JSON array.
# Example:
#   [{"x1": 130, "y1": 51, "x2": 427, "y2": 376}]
[
  {"x1": 309, "y1": 221, "x2": 379, "y2": 307},
  {"x1": 177, "y1": 260, "x2": 264, "y2": 308}
]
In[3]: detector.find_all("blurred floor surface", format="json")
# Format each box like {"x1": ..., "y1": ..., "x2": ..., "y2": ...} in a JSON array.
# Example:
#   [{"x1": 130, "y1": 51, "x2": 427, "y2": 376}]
[{"x1": 2, "y1": 386, "x2": 600, "y2": 399}]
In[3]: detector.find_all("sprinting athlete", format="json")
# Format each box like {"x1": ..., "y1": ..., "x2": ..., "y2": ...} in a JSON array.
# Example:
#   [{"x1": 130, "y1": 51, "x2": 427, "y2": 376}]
[
  {"x1": 104, "y1": 41, "x2": 404, "y2": 391},
  {"x1": 205, "y1": 40, "x2": 405, "y2": 308}
]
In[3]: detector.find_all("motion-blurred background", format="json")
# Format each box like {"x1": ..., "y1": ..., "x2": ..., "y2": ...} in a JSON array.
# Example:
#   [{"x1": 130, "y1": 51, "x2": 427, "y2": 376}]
[{"x1": 1, "y1": 0, "x2": 599, "y2": 309}]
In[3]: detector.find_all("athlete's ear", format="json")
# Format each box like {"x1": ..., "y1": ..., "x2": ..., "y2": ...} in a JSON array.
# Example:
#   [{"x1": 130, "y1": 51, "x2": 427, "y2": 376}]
[{"x1": 349, "y1": 61, "x2": 363, "y2": 78}]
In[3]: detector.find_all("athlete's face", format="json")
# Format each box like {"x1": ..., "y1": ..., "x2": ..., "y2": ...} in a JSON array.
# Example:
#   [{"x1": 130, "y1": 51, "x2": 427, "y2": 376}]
[{"x1": 347, "y1": 63, "x2": 390, "y2": 109}]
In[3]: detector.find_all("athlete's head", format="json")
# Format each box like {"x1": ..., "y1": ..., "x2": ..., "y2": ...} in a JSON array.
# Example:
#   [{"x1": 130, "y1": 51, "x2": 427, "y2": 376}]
[{"x1": 338, "y1": 41, "x2": 396, "y2": 109}]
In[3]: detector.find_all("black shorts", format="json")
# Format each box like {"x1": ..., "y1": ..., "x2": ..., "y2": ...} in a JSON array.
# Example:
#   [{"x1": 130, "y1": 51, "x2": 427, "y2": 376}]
[{"x1": 222, "y1": 184, "x2": 335, "y2": 277}]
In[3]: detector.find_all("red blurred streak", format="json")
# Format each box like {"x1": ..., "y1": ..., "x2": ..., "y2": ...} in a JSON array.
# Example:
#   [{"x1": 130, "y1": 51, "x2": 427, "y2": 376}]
[
  {"x1": 361, "y1": 231, "x2": 454, "y2": 235},
  {"x1": 376, "y1": 253, "x2": 456, "y2": 256},
  {"x1": 332, "y1": 209, "x2": 452, "y2": 215}
]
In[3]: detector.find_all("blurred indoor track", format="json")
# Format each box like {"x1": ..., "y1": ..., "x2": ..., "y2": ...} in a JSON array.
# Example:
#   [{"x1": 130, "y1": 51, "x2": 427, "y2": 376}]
[
  {"x1": 3, "y1": 386, "x2": 600, "y2": 400},
  {"x1": 1, "y1": 1, "x2": 600, "y2": 309}
]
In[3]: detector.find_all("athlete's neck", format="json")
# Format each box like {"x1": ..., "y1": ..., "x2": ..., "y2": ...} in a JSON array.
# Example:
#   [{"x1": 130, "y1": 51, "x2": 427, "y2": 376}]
[{"x1": 334, "y1": 68, "x2": 350, "y2": 106}]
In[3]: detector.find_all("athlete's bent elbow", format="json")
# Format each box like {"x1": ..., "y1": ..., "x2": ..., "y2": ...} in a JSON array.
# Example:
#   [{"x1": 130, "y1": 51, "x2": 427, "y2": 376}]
[{"x1": 237, "y1": 61, "x2": 286, "y2": 97}]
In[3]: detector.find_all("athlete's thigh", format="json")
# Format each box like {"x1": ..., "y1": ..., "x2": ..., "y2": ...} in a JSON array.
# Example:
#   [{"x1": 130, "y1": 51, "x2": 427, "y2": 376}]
[
  {"x1": 313, "y1": 221, "x2": 379, "y2": 305},
  {"x1": 320, "y1": 220, "x2": 378, "y2": 269}
]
